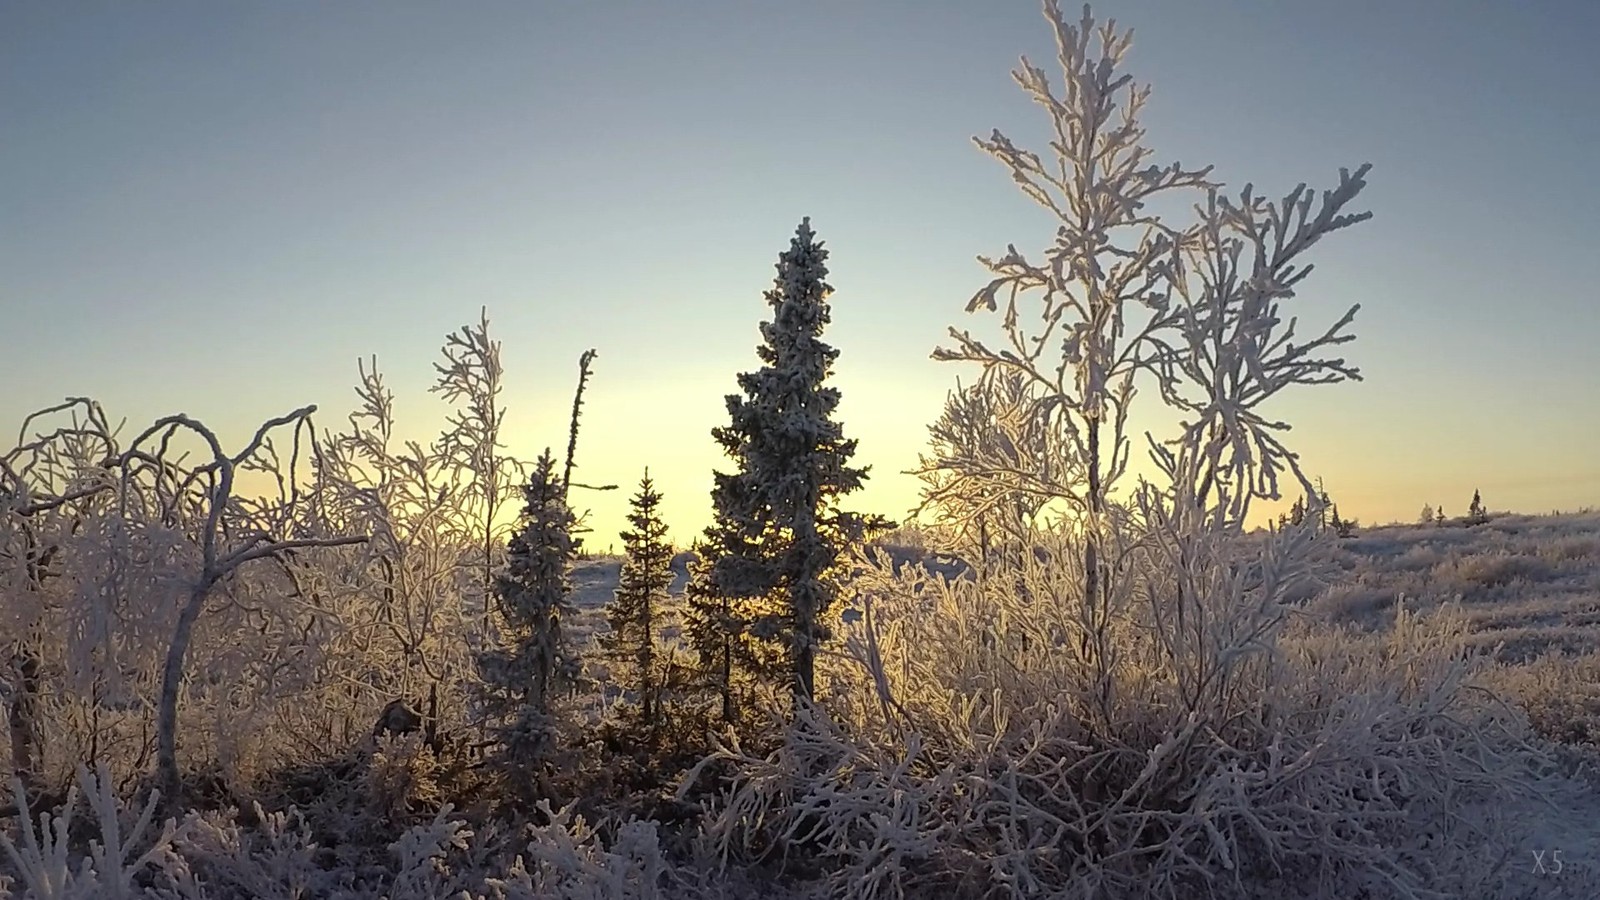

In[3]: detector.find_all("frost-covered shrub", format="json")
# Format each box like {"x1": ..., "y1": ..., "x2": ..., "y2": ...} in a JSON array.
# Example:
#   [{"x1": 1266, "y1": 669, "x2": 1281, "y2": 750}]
[
  {"x1": 1392, "y1": 543, "x2": 1446, "y2": 573},
  {"x1": 481, "y1": 800, "x2": 664, "y2": 900},
  {"x1": 1486, "y1": 652, "x2": 1600, "y2": 747},
  {"x1": 366, "y1": 733, "x2": 447, "y2": 822},
  {"x1": 1, "y1": 766, "x2": 689, "y2": 900},
  {"x1": 1309, "y1": 582, "x2": 1400, "y2": 629},
  {"x1": 166, "y1": 804, "x2": 327, "y2": 899},
  {"x1": 0, "y1": 397, "x2": 366, "y2": 803},
  {"x1": 1539, "y1": 536, "x2": 1600, "y2": 564},
  {"x1": 699, "y1": 528, "x2": 1550, "y2": 899},
  {"x1": 0, "y1": 763, "x2": 179, "y2": 900},
  {"x1": 1434, "y1": 552, "x2": 1555, "y2": 593},
  {"x1": 686, "y1": 1, "x2": 1574, "y2": 895}
]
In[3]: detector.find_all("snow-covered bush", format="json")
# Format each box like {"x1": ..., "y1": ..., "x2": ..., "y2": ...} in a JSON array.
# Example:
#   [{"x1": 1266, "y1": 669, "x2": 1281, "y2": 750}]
[
  {"x1": 699, "y1": 522, "x2": 1556, "y2": 897},
  {"x1": 686, "y1": 2, "x2": 1567, "y2": 897},
  {"x1": 0, "y1": 312, "x2": 553, "y2": 813},
  {"x1": 912, "y1": 371, "x2": 1062, "y2": 566},
  {"x1": 365, "y1": 732, "x2": 448, "y2": 822},
  {"x1": 1435, "y1": 551, "x2": 1554, "y2": 593},
  {"x1": 1, "y1": 767, "x2": 687, "y2": 900},
  {"x1": 480, "y1": 800, "x2": 665, "y2": 900},
  {"x1": 308, "y1": 319, "x2": 520, "y2": 746},
  {"x1": 0, "y1": 398, "x2": 364, "y2": 802},
  {"x1": 1484, "y1": 651, "x2": 1600, "y2": 747},
  {"x1": 0, "y1": 763, "x2": 178, "y2": 900}
]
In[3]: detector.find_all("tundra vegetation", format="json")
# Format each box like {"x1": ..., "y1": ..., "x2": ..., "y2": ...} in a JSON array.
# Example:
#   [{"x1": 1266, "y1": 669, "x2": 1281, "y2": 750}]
[{"x1": 3, "y1": 4, "x2": 1598, "y2": 898}]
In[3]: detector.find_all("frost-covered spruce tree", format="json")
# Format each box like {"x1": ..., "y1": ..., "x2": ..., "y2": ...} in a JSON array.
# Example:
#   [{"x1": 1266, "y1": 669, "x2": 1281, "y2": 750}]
[
  {"x1": 690, "y1": 218, "x2": 891, "y2": 709},
  {"x1": 682, "y1": 537, "x2": 746, "y2": 725},
  {"x1": 1467, "y1": 487, "x2": 1488, "y2": 525},
  {"x1": 604, "y1": 469, "x2": 672, "y2": 729},
  {"x1": 478, "y1": 449, "x2": 576, "y2": 762}
]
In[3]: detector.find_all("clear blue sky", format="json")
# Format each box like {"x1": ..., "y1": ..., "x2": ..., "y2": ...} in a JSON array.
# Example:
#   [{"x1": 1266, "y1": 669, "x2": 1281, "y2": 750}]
[{"x1": 4, "y1": 1, "x2": 1598, "y2": 544}]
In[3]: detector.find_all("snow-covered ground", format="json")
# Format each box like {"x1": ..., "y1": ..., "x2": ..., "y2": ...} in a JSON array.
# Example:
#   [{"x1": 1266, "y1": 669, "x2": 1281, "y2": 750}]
[{"x1": 1313, "y1": 511, "x2": 1600, "y2": 896}]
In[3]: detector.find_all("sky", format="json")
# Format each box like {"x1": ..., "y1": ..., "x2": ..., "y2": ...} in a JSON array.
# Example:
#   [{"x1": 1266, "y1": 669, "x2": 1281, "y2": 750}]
[{"x1": 4, "y1": 1, "x2": 1598, "y2": 547}]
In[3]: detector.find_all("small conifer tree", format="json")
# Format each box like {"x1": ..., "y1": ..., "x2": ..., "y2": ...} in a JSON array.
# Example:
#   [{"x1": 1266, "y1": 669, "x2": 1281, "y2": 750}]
[
  {"x1": 683, "y1": 535, "x2": 753, "y2": 724},
  {"x1": 1467, "y1": 488, "x2": 1488, "y2": 525},
  {"x1": 478, "y1": 449, "x2": 576, "y2": 762},
  {"x1": 1330, "y1": 504, "x2": 1355, "y2": 538},
  {"x1": 1419, "y1": 504, "x2": 1435, "y2": 525},
  {"x1": 605, "y1": 469, "x2": 673, "y2": 729}
]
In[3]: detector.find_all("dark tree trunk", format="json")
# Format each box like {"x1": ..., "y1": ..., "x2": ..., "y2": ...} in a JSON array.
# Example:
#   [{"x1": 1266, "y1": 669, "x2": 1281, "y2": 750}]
[
  {"x1": 720, "y1": 635, "x2": 733, "y2": 725},
  {"x1": 7, "y1": 645, "x2": 39, "y2": 788},
  {"x1": 157, "y1": 580, "x2": 214, "y2": 808},
  {"x1": 641, "y1": 564, "x2": 655, "y2": 729}
]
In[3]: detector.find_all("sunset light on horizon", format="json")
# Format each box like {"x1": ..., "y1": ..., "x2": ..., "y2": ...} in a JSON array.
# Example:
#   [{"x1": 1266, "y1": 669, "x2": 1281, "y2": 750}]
[
  {"x1": 10, "y1": 5, "x2": 1600, "y2": 896},
  {"x1": 5, "y1": 0, "x2": 1597, "y2": 546}
]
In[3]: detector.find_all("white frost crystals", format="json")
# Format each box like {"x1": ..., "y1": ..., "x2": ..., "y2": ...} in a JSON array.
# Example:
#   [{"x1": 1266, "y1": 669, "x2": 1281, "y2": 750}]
[
  {"x1": 2, "y1": 3, "x2": 1593, "y2": 899},
  {"x1": 702, "y1": 4, "x2": 1574, "y2": 899},
  {"x1": 936, "y1": 0, "x2": 1371, "y2": 531}
]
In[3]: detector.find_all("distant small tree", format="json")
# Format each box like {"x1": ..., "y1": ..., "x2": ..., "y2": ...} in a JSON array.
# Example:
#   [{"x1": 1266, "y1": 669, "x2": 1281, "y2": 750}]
[
  {"x1": 1330, "y1": 504, "x2": 1355, "y2": 538},
  {"x1": 604, "y1": 469, "x2": 673, "y2": 730},
  {"x1": 1289, "y1": 496, "x2": 1306, "y2": 527},
  {"x1": 478, "y1": 449, "x2": 576, "y2": 764},
  {"x1": 1418, "y1": 504, "x2": 1435, "y2": 526},
  {"x1": 1435, "y1": 505, "x2": 1446, "y2": 526},
  {"x1": 1467, "y1": 488, "x2": 1488, "y2": 525}
]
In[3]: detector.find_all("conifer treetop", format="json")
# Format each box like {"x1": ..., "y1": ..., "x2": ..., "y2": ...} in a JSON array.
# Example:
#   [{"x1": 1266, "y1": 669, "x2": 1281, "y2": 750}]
[
  {"x1": 714, "y1": 217, "x2": 869, "y2": 535},
  {"x1": 694, "y1": 217, "x2": 891, "y2": 706}
]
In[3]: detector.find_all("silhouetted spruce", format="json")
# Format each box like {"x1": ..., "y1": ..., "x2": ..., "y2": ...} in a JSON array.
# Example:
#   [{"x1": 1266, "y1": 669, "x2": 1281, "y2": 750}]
[{"x1": 686, "y1": 218, "x2": 892, "y2": 717}]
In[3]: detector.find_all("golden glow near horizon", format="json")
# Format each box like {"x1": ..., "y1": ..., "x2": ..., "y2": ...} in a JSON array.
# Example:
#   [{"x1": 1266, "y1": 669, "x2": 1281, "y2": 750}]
[
  {"x1": 5, "y1": 0, "x2": 1599, "y2": 560},
  {"x1": 191, "y1": 351, "x2": 1600, "y2": 554},
  {"x1": 27, "y1": 348, "x2": 1599, "y2": 555}
]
